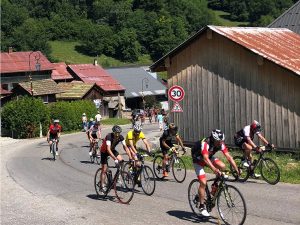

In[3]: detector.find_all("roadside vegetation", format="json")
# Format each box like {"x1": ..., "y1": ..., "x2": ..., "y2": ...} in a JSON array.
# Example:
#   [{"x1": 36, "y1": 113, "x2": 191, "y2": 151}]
[{"x1": 101, "y1": 118, "x2": 131, "y2": 126}]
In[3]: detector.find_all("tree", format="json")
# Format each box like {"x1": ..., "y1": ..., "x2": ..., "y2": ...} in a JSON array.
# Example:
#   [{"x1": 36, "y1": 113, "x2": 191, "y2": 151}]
[{"x1": 115, "y1": 28, "x2": 142, "y2": 62}]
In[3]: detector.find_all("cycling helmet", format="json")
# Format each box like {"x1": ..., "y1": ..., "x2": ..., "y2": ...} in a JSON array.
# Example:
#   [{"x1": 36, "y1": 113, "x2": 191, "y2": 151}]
[
  {"x1": 112, "y1": 125, "x2": 122, "y2": 133},
  {"x1": 211, "y1": 129, "x2": 225, "y2": 142},
  {"x1": 250, "y1": 120, "x2": 262, "y2": 132},
  {"x1": 133, "y1": 123, "x2": 142, "y2": 132},
  {"x1": 90, "y1": 118, "x2": 94, "y2": 121},
  {"x1": 95, "y1": 121, "x2": 100, "y2": 126},
  {"x1": 82, "y1": 113, "x2": 86, "y2": 116},
  {"x1": 53, "y1": 119, "x2": 59, "y2": 123}
]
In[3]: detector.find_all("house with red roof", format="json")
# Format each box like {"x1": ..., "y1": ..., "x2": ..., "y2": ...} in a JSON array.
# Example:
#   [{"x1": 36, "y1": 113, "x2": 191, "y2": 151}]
[
  {"x1": 0, "y1": 48, "x2": 54, "y2": 92},
  {"x1": 151, "y1": 25, "x2": 300, "y2": 150},
  {"x1": 68, "y1": 63, "x2": 126, "y2": 117},
  {"x1": 51, "y1": 62, "x2": 73, "y2": 82}
]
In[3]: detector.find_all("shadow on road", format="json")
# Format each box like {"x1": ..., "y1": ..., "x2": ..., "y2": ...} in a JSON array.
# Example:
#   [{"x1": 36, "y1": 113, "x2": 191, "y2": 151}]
[
  {"x1": 87, "y1": 194, "x2": 116, "y2": 202},
  {"x1": 166, "y1": 210, "x2": 219, "y2": 224},
  {"x1": 80, "y1": 160, "x2": 97, "y2": 165},
  {"x1": 81, "y1": 145, "x2": 90, "y2": 148},
  {"x1": 41, "y1": 157, "x2": 55, "y2": 161}
]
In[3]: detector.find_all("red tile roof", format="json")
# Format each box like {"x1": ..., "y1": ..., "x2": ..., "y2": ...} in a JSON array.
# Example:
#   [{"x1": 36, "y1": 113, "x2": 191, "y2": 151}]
[
  {"x1": 0, "y1": 51, "x2": 54, "y2": 74},
  {"x1": 51, "y1": 62, "x2": 73, "y2": 80},
  {"x1": 68, "y1": 64, "x2": 125, "y2": 91},
  {"x1": 209, "y1": 26, "x2": 300, "y2": 75}
]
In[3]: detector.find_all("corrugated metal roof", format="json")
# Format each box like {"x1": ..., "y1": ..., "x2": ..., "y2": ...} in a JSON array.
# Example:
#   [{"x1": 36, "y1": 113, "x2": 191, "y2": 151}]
[
  {"x1": 106, "y1": 67, "x2": 167, "y2": 98},
  {"x1": 51, "y1": 62, "x2": 73, "y2": 80},
  {"x1": 16, "y1": 79, "x2": 64, "y2": 96},
  {"x1": 209, "y1": 26, "x2": 300, "y2": 75},
  {"x1": 268, "y1": 1, "x2": 300, "y2": 35},
  {"x1": 0, "y1": 51, "x2": 54, "y2": 74},
  {"x1": 151, "y1": 26, "x2": 300, "y2": 76},
  {"x1": 56, "y1": 82, "x2": 95, "y2": 99},
  {"x1": 68, "y1": 64, "x2": 125, "y2": 92}
]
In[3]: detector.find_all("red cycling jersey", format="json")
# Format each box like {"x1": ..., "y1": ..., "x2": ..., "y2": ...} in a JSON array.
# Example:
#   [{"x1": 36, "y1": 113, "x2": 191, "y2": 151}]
[{"x1": 49, "y1": 124, "x2": 62, "y2": 135}]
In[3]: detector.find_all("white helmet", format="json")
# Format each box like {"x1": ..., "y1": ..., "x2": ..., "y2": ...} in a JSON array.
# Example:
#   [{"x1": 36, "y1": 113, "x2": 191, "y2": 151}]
[
  {"x1": 211, "y1": 129, "x2": 225, "y2": 141},
  {"x1": 53, "y1": 119, "x2": 59, "y2": 123},
  {"x1": 133, "y1": 123, "x2": 142, "y2": 132}
]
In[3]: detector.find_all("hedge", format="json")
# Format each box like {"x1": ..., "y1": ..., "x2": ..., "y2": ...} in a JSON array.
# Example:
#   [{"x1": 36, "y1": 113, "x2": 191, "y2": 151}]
[
  {"x1": 1, "y1": 96, "x2": 50, "y2": 138},
  {"x1": 48, "y1": 100, "x2": 97, "y2": 132},
  {"x1": 1, "y1": 97, "x2": 98, "y2": 138}
]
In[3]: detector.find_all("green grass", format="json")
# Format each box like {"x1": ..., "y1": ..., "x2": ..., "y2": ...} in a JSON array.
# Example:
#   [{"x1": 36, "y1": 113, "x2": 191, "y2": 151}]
[
  {"x1": 101, "y1": 118, "x2": 131, "y2": 125},
  {"x1": 49, "y1": 41, "x2": 152, "y2": 66},
  {"x1": 211, "y1": 9, "x2": 249, "y2": 27}
]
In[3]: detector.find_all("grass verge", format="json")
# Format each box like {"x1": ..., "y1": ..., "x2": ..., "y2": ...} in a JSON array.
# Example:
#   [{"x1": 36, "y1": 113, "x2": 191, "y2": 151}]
[{"x1": 101, "y1": 118, "x2": 131, "y2": 125}]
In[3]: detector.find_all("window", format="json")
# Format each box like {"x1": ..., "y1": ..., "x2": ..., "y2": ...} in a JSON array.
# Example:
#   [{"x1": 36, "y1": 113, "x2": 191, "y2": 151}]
[{"x1": 42, "y1": 95, "x2": 49, "y2": 103}]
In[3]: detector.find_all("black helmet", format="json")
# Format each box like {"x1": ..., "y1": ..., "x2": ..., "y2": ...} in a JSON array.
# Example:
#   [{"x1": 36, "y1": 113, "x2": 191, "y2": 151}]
[
  {"x1": 211, "y1": 129, "x2": 225, "y2": 142},
  {"x1": 112, "y1": 125, "x2": 122, "y2": 133}
]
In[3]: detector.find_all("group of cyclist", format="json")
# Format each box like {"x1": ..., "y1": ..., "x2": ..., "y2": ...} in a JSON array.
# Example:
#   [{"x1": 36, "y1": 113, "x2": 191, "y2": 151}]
[{"x1": 46, "y1": 117, "x2": 273, "y2": 217}]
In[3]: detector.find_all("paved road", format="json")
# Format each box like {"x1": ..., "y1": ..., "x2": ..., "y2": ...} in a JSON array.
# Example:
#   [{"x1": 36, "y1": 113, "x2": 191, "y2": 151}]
[{"x1": 1, "y1": 123, "x2": 300, "y2": 225}]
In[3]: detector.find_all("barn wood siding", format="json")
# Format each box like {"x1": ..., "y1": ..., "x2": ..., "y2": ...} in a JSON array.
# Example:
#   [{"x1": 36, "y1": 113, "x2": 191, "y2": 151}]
[{"x1": 167, "y1": 29, "x2": 300, "y2": 149}]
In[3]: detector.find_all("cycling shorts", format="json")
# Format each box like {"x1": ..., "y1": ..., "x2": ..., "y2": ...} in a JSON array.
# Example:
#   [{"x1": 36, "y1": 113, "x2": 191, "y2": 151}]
[
  {"x1": 49, "y1": 134, "x2": 59, "y2": 141},
  {"x1": 194, "y1": 156, "x2": 220, "y2": 180},
  {"x1": 91, "y1": 133, "x2": 97, "y2": 139},
  {"x1": 101, "y1": 149, "x2": 119, "y2": 165}
]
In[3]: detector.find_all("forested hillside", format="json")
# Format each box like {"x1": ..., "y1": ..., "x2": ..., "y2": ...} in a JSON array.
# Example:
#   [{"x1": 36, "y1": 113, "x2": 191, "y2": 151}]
[{"x1": 1, "y1": 0, "x2": 297, "y2": 64}]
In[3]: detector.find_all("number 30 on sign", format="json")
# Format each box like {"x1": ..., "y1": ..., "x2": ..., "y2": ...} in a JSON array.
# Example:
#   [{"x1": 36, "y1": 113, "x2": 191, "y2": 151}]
[{"x1": 168, "y1": 85, "x2": 185, "y2": 102}]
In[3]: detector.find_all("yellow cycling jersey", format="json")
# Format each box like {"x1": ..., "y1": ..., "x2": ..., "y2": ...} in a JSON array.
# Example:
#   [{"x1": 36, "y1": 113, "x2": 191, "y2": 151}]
[{"x1": 125, "y1": 130, "x2": 145, "y2": 146}]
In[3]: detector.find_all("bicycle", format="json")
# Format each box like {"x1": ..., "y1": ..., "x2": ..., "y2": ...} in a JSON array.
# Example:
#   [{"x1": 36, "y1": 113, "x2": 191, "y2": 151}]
[
  {"x1": 94, "y1": 161, "x2": 135, "y2": 204},
  {"x1": 230, "y1": 145, "x2": 280, "y2": 185},
  {"x1": 50, "y1": 138, "x2": 58, "y2": 161},
  {"x1": 123, "y1": 152, "x2": 156, "y2": 196},
  {"x1": 188, "y1": 174, "x2": 247, "y2": 225},
  {"x1": 90, "y1": 138, "x2": 101, "y2": 165},
  {"x1": 153, "y1": 145, "x2": 186, "y2": 183}
]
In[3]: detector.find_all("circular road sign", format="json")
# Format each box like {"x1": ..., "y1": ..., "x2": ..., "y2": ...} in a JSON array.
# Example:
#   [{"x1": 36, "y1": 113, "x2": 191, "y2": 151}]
[{"x1": 168, "y1": 85, "x2": 185, "y2": 102}]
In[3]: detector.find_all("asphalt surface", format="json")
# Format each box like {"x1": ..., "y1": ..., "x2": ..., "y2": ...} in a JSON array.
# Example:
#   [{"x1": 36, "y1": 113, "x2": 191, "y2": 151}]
[{"x1": 1, "y1": 123, "x2": 300, "y2": 225}]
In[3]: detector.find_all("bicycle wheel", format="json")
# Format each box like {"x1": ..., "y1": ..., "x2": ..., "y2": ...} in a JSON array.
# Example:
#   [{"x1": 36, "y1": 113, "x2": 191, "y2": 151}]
[
  {"x1": 94, "y1": 168, "x2": 110, "y2": 198},
  {"x1": 260, "y1": 158, "x2": 280, "y2": 185},
  {"x1": 171, "y1": 157, "x2": 186, "y2": 183},
  {"x1": 188, "y1": 179, "x2": 201, "y2": 217},
  {"x1": 233, "y1": 156, "x2": 249, "y2": 182},
  {"x1": 122, "y1": 161, "x2": 134, "y2": 174},
  {"x1": 140, "y1": 165, "x2": 156, "y2": 196},
  {"x1": 153, "y1": 155, "x2": 164, "y2": 179},
  {"x1": 114, "y1": 171, "x2": 135, "y2": 204},
  {"x1": 217, "y1": 184, "x2": 247, "y2": 225},
  {"x1": 52, "y1": 142, "x2": 56, "y2": 161}
]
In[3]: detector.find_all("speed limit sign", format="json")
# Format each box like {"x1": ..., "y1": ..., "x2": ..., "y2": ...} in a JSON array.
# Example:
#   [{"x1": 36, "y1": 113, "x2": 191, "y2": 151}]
[{"x1": 168, "y1": 85, "x2": 185, "y2": 102}]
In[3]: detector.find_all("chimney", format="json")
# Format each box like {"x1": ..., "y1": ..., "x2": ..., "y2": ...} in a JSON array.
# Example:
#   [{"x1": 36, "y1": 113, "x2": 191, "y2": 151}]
[
  {"x1": 93, "y1": 58, "x2": 98, "y2": 66},
  {"x1": 8, "y1": 47, "x2": 13, "y2": 54}
]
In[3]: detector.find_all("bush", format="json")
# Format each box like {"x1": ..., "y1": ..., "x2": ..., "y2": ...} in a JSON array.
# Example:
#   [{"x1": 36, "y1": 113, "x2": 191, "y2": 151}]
[
  {"x1": 48, "y1": 100, "x2": 97, "y2": 132},
  {"x1": 1, "y1": 96, "x2": 50, "y2": 138}
]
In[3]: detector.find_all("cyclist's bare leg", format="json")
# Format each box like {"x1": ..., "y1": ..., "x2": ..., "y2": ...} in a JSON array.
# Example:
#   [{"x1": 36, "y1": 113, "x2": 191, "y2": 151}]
[
  {"x1": 243, "y1": 142, "x2": 253, "y2": 163},
  {"x1": 162, "y1": 153, "x2": 168, "y2": 171},
  {"x1": 100, "y1": 163, "x2": 107, "y2": 188},
  {"x1": 198, "y1": 177, "x2": 207, "y2": 207}
]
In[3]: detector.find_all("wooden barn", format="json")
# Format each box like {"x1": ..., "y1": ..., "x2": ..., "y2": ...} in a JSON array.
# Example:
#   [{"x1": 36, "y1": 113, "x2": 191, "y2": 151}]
[{"x1": 151, "y1": 26, "x2": 300, "y2": 150}]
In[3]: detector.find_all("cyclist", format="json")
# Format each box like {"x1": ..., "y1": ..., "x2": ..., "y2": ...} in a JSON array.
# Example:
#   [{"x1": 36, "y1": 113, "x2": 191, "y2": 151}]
[
  {"x1": 86, "y1": 118, "x2": 95, "y2": 141},
  {"x1": 99, "y1": 125, "x2": 132, "y2": 192},
  {"x1": 88, "y1": 121, "x2": 101, "y2": 156},
  {"x1": 159, "y1": 123, "x2": 186, "y2": 177},
  {"x1": 46, "y1": 119, "x2": 62, "y2": 156},
  {"x1": 234, "y1": 120, "x2": 274, "y2": 177},
  {"x1": 191, "y1": 129, "x2": 240, "y2": 217},
  {"x1": 125, "y1": 123, "x2": 152, "y2": 160}
]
